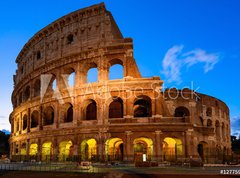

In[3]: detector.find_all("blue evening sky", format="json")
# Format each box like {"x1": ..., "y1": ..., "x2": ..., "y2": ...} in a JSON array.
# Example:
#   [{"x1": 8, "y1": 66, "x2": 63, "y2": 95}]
[{"x1": 0, "y1": 0, "x2": 239, "y2": 135}]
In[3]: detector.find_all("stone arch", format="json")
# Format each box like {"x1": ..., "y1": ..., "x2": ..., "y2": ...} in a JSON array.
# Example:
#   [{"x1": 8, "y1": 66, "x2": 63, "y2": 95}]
[
  {"x1": 62, "y1": 103, "x2": 73, "y2": 123},
  {"x1": 22, "y1": 114, "x2": 28, "y2": 131},
  {"x1": 62, "y1": 67, "x2": 76, "y2": 88},
  {"x1": 58, "y1": 140, "x2": 73, "y2": 161},
  {"x1": 23, "y1": 85, "x2": 30, "y2": 101},
  {"x1": 43, "y1": 106, "x2": 54, "y2": 126},
  {"x1": 18, "y1": 92, "x2": 23, "y2": 105},
  {"x1": 41, "y1": 141, "x2": 53, "y2": 161},
  {"x1": 197, "y1": 141, "x2": 208, "y2": 163},
  {"x1": 206, "y1": 107, "x2": 212, "y2": 117},
  {"x1": 83, "y1": 99, "x2": 97, "y2": 120},
  {"x1": 108, "y1": 59, "x2": 124, "y2": 80},
  {"x1": 66, "y1": 34, "x2": 74, "y2": 45},
  {"x1": 80, "y1": 138, "x2": 97, "y2": 161},
  {"x1": 109, "y1": 97, "x2": 123, "y2": 118},
  {"x1": 31, "y1": 110, "x2": 39, "y2": 128},
  {"x1": 133, "y1": 137, "x2": 153, "y2": 161},
  {"x1": 86, "y1": 62, "x2": 98, "y2": 83},
  {"x1": 174, "y1": 106, "x2": 190, "y2": 117},
  {"x1": 162, "y1": 137, "x2": 183, "y2": 161},
  {"x1": 215, "y1": 120, "x2": 221, "y2": 140},
  {"x1": 20, "y1": 142, "x2": 27, "y2": 155},
  {"x1": 222, "y1": 122, "x2": 225, "y2": 141},
  {"x1": 105, "y1": 138, "x2": 124, "y2": 161},
  {"x1": 207, "y1": 119, "x2": 212, "y2": 127},
  {"x1": 29, "y1": 143, "x2": 38, "y2": 156},
  {"x1": 133, "y1": 95, "x2": 152, "y2": 118},
  {"x1": 33, "y1": 79, "x2": 41, "y2": 97}
]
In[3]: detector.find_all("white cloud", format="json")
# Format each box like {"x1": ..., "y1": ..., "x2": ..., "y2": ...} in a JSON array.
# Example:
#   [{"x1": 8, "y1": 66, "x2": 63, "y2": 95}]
[{"x1": 162, "y1": 45, "x2": 219, "y2": 84}]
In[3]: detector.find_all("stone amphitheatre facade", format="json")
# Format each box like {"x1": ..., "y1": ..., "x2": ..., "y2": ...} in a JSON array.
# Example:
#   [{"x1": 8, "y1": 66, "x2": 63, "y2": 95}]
[{"x1": 9, "y1": 3, "x2": 231, "y2": 163}]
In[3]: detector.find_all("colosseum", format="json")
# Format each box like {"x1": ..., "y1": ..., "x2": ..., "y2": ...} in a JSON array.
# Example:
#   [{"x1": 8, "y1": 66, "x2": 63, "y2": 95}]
[{"x1": 9, "y1": 3, "x2": 231, "y2": 164}]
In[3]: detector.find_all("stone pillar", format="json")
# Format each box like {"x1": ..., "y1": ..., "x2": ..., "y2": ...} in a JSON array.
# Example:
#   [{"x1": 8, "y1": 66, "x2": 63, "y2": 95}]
[
  {"x1": 37, "y1": 139, "x2": 42, "y2": 161},
  {"x1": 189, "y1": 102, "x2": 196, "y2": 123},
  {"x1": 26, "y1": 139, "x2": 30, "y2": 157},
  {"x1": 27, "y1": 108, "x2": 31, "y2": 132},
  {"x1": 185, "y1": 129, "x2": 194, "y2": 158},
  {"x1": 39, "y1": 105, "x2": 43, "y2": 130},
  {"x1": 53, "y1": 138, "x2": 58, "y2": 161},
  {"x1": 154, "y1": 130, "x2": 163, "y2": 162},
  {"x1": 124, "y1": 131, "x2": 133, "y2": 162},
  {"x1": 20, "y1": 112, "x2": 22, "y2": 134}
]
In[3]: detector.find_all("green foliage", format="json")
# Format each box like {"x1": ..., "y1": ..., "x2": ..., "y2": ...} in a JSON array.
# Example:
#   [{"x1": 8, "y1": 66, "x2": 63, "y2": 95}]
[
  {"x1": 231, "y1": 136, "x2": 240, "y2": 154},
  {"x1": 0, "y1": 131, "x2": 10, "y2": 156}
]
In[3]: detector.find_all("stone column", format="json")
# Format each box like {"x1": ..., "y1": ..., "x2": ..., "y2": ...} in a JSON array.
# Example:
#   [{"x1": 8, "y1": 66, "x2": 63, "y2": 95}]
[
  {"x1": 154, "y1": 130, "x2": 163, "y2": 162},
  {"x1": 37, "y1": 139, "x2": 42, "y2": 161},
  {"x1": 26, "y1": 139, "x2": 30, "y2": 157},
  {"x1": 27, "y1": 108, "x2": 31, "y2": 133},
  {"x1": 39, "y1": 105, "x2": 43, "y2": 130},
  {"x1": 124, "y1": 131, "x2": 133, "y2": 162},
  {"x1": 185, "y1": 129, "x2": 194, "y2": 158},
  {"x1": 189, "y1": 102, "x2": 196, "y2": 123}
]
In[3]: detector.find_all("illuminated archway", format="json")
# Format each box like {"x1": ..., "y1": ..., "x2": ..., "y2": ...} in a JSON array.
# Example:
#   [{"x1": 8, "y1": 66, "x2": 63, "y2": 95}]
[
  {"x1": 105, "y1": 138, "x2": 124, "y2": 161},
  {"x1": 29, "y1": 143, "x2": 38, "y2": 156},
  {"x1": 80, "y1": 139, "x2": 97, "y2": 161},
  {"x1": 163, "y1": 137, "x2": 183, "y2": 161},
  {"x1": 59, "y1": 141, "x2": 73, "y2": 161},
  {"x1": 41, "y1": 142, "x2": 53, "y2": 161},
  {"x1": 20, "y1": 143, "x2": 27, "y2": 155},
  {"x1": 133, "y1": 137, "x2": 153, "y2": 162}
]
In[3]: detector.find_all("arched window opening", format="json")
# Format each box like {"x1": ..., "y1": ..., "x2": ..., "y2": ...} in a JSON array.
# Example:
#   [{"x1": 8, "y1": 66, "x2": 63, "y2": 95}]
[
  {"x1": 207, "y1": 119, "x2": 212, "y2": 127},
  {"x1": 109, "y1": 98, "x2": 123, "y2": 118},
  {"x1": 66, "y1": 34, "x2": 74, "y2": 44},
  {"x1": 68, "y1": 72, "x2": 75, "y2": 87},
  {"x1": 33, "y1": 79, "x2": 41, "y2": 97},
  {"x1": 197, "y1": 141, "x2": 208, "y2": 163},
  {"x1": 163, "y1": 137, "x2": 183, "y2": 162},
  {"x1": 42, "y1": 142, "x2": 53, "y2": 162},
  {"x1": 222, "y1": 123, "x2": 226, "y2": 141},
  {"x1": 206, "y1": 107, "x2": 212, "y2": 117},
  {"x1": 36, "y1": 51, "x2": 41, "y2": 60},
  {"x1": 43, "y1": 106, "x2": 54, "y2": 126},
  {"x1": 174, "y1": 106, "x2": 190, "y2": 117},
  {"x1": 23, "y1": 86, "x2": 30, "y2": 101},
  {"x1": 22, "y1": 115, "x2": 28, "y2": 130},
  {"x1": 133, "y1": 137, "x2": 153, "y2": 162},
  {"x1": 109, "y1": 64, "x2": 124, "y2": 80},
  {"x1": 64, "y1": 103, "x2": 73, "y2": 123},
  {"x1": 105, "y1": 138, "x2": 124, "y2": 161},
  {"x1": 31, "y1": 110, "x2": 39, "y2": 128},
  {"x1": 18, "y1": 92, "x2": 23, "y2": 105},
  {"x1": 52, "y1": 79, "x2": 57, "y2": 91},
  {"x1": 85, "y1": 100, "x2": 97, "y2": 120},
  {"x1": 80, "y1": 139, "x2": 97, "y2": 161},
  {"x1": 87, "y1": 64, "x2": 98, "y2": 83},
  {"x1": 59, "y1": 141, "x2": 73, "y2": 161},
  {"x1": 215, "y1": 120, "x2": 221, "y2": 140},
  {"x1": 134, "y1": 96, "x2": 152, "y2": 118}
]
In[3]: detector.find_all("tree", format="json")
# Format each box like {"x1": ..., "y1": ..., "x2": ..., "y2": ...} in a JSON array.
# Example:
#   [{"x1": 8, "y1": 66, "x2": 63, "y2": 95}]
[{"x1": 0, "y1": 131, "x2": 10, "y2": 156}]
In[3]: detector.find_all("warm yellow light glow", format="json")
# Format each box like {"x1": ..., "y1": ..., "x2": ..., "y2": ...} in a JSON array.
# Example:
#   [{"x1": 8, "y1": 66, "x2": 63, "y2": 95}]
[
  {"x1": 133, "y1": 137, "x2": 153, "y2": 161},
  {"x1": 42, "y1": 142, "x2": 53, "y2": 161},
  {"x1": 105, "y1": 138, "x2": 123, "y2": 160},
  {"x1": 20, "y1": 148, "x2": 26, "y2": 155},
  {"x1": 163, "y1": 137, "x2": 183, "y2": 161},
  {"x1": 81, "y1": 139, "x2": 97, "y2": 160},
  {"x1": 29, "y1": 143, "x2": 38, "y2": 156},
  {"x1": 59, "y1": 141, "x2": 73, "y2": 161}
]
